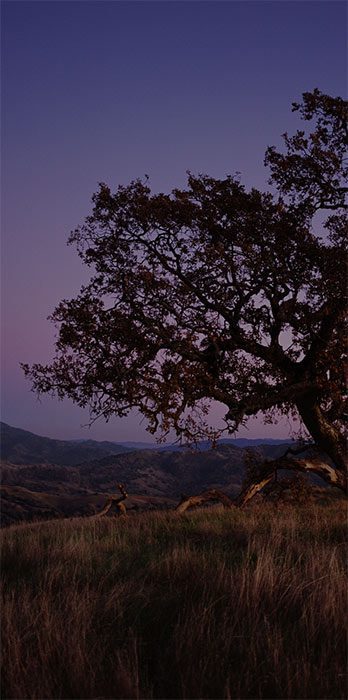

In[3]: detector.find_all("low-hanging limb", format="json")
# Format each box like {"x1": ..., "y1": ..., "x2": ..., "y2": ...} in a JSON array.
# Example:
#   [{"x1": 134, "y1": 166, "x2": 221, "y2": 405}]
[
  {"x1": 236, "y1": 455, "x2": 347, "y2": 507},
  {"x1": 175, "y1": 445, "x2": 347, "y2": 513},
  {"x1": 95, "y1": 483, "x2": 128, "y2": 517}
]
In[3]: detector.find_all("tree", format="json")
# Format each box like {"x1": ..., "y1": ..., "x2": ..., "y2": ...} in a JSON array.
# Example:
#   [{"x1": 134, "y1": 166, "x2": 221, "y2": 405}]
[{"x1": 22, "y1": 90, "x2": 348, "y2": 499}]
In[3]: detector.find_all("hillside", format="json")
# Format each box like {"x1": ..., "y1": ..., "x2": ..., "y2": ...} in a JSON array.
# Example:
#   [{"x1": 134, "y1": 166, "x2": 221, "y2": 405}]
[
  {"x1": 1, "y1": 503, "x2": 346, "y2": 699},
  {"x1": 77, "y1": 444, "x2": 246, "y2": 495},
  {"x1": 0, "y1": 482, "x2": 176, "y2": 526},
  {"x1": 0, "y1": 422, "x2": 291, "y2": 462},
  {"x1": 1, "y1": 444, "x2": 248, "y2": 525},
  {"x1": 0, "y1": 422, "x2": 130, "y2": 466},
  {"x1": 1, "y1": 422, "x2": 325, "y2": 527}
]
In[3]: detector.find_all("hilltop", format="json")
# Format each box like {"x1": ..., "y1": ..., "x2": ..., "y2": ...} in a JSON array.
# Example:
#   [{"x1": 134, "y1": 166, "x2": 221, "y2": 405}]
[
  {"x1": 1, "y1": 421, "x2": 290, "y2": 459},
  {"x1": 0, "y1": 421, "x2": 131, "y2": 466}
]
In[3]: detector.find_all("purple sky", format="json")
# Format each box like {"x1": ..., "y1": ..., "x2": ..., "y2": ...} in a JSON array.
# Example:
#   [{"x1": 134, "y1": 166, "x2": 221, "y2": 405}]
[{"x1": 1, "y1": 1, "x2": 346, "y2": 442}]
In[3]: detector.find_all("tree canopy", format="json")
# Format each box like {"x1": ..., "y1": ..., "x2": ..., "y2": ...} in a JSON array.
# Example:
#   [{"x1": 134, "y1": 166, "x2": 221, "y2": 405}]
[{"x1": 23, "y1": 89, "x2": 348, "y2": 492}]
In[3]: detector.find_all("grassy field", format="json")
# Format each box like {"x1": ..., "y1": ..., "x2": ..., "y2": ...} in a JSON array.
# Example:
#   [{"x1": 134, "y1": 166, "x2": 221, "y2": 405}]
[{"x1": 1, "y1": 501, "x2": 347, "y2": 699}]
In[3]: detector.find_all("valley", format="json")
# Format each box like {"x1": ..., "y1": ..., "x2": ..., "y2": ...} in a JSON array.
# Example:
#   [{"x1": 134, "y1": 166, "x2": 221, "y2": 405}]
[{"x1": 1, "y1": 422, "x2": 293, "y2": 526}]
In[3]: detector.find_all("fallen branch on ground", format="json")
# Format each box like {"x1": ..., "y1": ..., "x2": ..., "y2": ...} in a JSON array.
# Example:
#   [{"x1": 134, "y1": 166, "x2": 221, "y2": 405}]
[
  {"x1": 95, "y1": 483, "x2": 128, "y2": 517},
  {"x1": 176, "y1": 489, "x2": 235, "y2": 514},
  {"x1": 175, "y1": 447, "x2": 347, "y2": 513}
]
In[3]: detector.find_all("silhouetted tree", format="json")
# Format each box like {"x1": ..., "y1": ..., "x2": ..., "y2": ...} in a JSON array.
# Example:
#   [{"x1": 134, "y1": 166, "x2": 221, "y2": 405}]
[{"x1": 23, "y1": 90, "x2": 347, "y2": 498}]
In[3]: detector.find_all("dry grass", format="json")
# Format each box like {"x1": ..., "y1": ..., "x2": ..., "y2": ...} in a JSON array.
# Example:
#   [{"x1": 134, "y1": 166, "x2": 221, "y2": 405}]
[{"x1": 1, "y1": 501, "x2": 347, "y2": 699}]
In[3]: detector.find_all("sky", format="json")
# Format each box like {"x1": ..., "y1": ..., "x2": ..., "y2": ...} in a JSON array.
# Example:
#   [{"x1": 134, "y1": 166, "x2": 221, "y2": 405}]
[{"x1": 1, "y1": 0, "x2": 347, "y2": 442}]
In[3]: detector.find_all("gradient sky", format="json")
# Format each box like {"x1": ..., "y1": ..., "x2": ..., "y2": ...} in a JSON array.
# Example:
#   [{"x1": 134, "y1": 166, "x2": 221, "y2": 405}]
[{"x1": 1, "y1": 0, "x2": 346, "y2": 442}]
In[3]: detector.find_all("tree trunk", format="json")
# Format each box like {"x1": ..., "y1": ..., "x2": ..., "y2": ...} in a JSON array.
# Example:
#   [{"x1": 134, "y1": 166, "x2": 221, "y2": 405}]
[{"x1": 296, "y1": 394, "x2": 347, "y2": 474}]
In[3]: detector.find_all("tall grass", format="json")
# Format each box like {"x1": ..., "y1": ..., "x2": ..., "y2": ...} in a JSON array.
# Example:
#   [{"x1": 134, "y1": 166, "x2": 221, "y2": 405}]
[{"x1": 1, "y1": 502, "x2": 347, "y2": 699}]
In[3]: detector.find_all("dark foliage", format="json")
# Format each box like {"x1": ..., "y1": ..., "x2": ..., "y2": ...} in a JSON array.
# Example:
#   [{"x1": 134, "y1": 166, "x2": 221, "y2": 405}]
[{"x1": 22, "y1": 90, "x2": 347, "y2": 489}]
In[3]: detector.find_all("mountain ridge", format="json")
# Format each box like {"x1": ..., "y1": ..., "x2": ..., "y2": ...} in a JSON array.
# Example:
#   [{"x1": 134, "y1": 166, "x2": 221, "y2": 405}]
[
  {"x1": 0, "y1": 422, "x2": 131, "y2": 466},
  {"x1": 1, "y1": 422, "x2": 311, "y2": 527},
  {"x1": 1, "y1": 421, "x2": 291, "y2": 461}
]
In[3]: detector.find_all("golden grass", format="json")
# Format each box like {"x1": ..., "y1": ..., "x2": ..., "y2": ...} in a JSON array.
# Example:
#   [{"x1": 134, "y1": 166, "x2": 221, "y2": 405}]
[{"x1": 1, "y1": 501, "x2": 347, "y2": 699}]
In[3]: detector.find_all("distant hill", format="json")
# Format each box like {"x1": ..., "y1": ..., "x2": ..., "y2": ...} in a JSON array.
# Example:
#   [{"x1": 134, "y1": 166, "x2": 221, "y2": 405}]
[
  {"x1": 1, "y1": 442, "x2": 301, "y2": 526},
  {"x1": 77, "y1": 444, "x2": 246, "y2": 497},
  {"x1": 0, "y1": 482, "x2": 176, "y2": 527},
  {"x1": 3, "y1": 422, "x2": 320, "y2": 527},
  {"x1": 0, "y1": 422, "x2": 130, "y2": 466},
  {"x1": 119, "y1": 437, "x2": 292, "y2": 451},
  {"x1": 0, "y1": 422, "x2": 292, "y2": 463},
  {"x1": 0, "y1": 444, "x2": 246, "y2": 526}
]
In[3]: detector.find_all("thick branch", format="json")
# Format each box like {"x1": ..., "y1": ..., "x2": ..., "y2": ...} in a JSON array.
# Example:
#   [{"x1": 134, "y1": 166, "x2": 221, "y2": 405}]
[
  {"x1": 226, "y1": 380, "x2": 323, "y2": 424},
  {"x1": 237, "y1": 456, "x2": 347, "y2": 507},
  {"x1": 176, "y1": 489, "x2": 235, "y2": 514},
  {"x1": 175, "y1": 453, "x2": 346, "y2": 515}
]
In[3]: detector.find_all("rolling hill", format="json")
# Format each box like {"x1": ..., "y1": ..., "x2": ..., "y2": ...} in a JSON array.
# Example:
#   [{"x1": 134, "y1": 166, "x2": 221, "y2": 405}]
[
  {"x1": 0, "y1": 422, "x2": 130, "y2": 466},
  {"x1": 0, "y1": 422, "x2": 307, "y2": 526},
  {"x1": 1, "y1": 443, "x2": 248, "y2": 525}
]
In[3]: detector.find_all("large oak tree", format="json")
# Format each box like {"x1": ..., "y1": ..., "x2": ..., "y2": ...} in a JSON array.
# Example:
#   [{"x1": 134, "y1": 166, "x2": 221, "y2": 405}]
[{"x1": 23, "y1": 90, "x2": 348, "y2": 499}]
